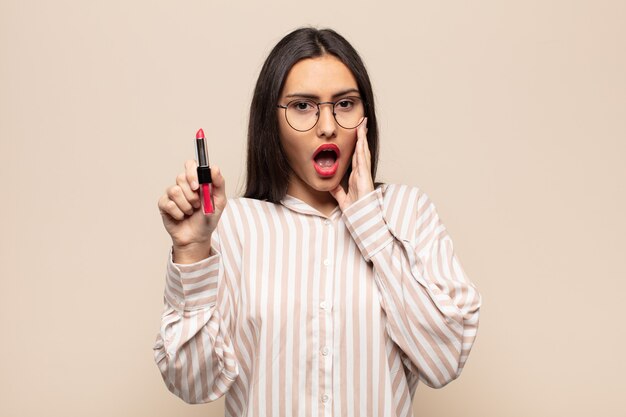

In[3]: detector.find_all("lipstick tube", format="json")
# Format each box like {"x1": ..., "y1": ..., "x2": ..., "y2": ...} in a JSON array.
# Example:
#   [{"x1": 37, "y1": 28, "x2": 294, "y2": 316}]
[{"x1": 195, "y1": 128, "x2": 215, "y2": 214}]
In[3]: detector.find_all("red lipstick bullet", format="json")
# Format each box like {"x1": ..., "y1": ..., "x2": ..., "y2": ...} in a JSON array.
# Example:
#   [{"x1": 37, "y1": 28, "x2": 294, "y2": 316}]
[{"x1": 195, "y1": 128, "x2": 215, "y2": 214}]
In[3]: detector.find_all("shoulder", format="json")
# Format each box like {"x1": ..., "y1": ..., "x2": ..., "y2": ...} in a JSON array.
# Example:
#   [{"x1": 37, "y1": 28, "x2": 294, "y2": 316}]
[
  {"x1": 223, "y1": 196, "x2": 276, "y2": 213},
  {"x1": 220, "y1": 196, "x2": 281, "y2": 227},
  {"x1": 215, "y1": 197, "x2": 277, "y2": 247}
]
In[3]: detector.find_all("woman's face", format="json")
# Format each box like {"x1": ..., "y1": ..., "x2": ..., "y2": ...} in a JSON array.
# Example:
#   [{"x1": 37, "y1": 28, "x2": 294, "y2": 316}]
[{"x1": 277, "y1": 54, "x2": 362, "y2": 203}]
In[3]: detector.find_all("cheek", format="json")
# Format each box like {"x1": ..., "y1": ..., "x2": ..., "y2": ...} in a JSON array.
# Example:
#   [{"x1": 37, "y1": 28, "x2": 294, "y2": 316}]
[
  {"x1": 278, "y1": 120, "x2": 294, "y2": 154},
  {"x1": 277, "y1": 113, "x2": 290, "y2": 137},
  {"x1": 344, "y1": 139, "x2": 358, "y2": 162},
  {"x1": 278, "y1": 133, "x2": 305, "y2": 170},
  {"x1": 278, "y1": 124, "x2": 310, "y2": 164}
]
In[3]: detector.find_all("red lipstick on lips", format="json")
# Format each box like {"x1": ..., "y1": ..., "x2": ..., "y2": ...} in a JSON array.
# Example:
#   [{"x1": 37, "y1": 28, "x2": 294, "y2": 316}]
[
  {"x1": 195, "y1": 128, "x2": 215, "y2": 214},
  {"x1": 312, "y1": 143, "x2": 341, "y2": 177}
]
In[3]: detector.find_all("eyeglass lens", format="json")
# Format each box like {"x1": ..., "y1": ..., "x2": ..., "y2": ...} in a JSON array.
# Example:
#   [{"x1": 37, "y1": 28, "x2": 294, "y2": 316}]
[{"x1": 284, "y1": 97, "x2": 364, "y2": 131}]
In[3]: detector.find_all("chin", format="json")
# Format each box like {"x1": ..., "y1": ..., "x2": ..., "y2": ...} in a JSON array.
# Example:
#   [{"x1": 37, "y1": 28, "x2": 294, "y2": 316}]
[
  {"x1": 294, "y1": 162, "x2": 350, "y2": 195},
  {"x1": 310, "y1": 179, "x2": 339, "y2": 192},
  {"x1": 311, "y1": 171, "x2": 348, "y2": 192}
]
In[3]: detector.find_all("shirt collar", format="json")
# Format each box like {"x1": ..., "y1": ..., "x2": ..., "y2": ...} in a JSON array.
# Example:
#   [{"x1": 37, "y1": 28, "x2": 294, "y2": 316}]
[{"x1": 279, "y1": 194, "x2": 342, "y2": 220}]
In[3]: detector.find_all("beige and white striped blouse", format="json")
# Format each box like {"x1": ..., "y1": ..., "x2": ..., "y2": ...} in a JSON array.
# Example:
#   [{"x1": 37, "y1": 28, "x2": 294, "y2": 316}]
[{"x1": 153, "y1": 183, "x2": 482, "y2": 417}]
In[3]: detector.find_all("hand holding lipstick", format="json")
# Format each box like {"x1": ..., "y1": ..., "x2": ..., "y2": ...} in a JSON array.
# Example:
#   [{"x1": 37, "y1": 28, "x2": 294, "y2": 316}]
[
  {"x1": 157, "y1": 159, "x2": 227, "y2": 264},
  {"x1": 330, "y1": 117, "x2": 374, "y2": 211}
]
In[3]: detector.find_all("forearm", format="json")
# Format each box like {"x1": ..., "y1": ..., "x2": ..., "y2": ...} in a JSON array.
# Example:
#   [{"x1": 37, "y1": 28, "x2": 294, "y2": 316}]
[
  {"x1": 341, "y1": 185, "x2": 481, "y2": 387},
  {"x1": 154, "y1": 246, "x2": 239, "y2": 402},
  {"x1": 368, "y1": 238, "x2": 480, "y2": 387}
]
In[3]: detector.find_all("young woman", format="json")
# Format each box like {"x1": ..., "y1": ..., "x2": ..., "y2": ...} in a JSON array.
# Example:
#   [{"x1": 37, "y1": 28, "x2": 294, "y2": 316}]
[{"x1": 154, "y1": 27, "x2": 481, "y2": 417}]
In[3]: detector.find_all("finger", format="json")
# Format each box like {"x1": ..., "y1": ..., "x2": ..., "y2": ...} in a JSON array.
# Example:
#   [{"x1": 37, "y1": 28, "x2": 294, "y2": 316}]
[
  {"x1": 363, "y1": 117, "x2": 371, "y2": 158},
  {"x1": 352, "y1": 138, "x2": 358, "y2": 173},
  {"x1": 185, "y1": 159, "x2": 199, "y2": 190},
  {"x1": 158, "y1": 194, "x2": 186, "y2": 221},
  {"x1": 362, "y1": 118, "x2": 372, "y2": 172},
  {"x1": 356, "y1": 121, "x2": 367, "y2": 175},
  {"x1": 167, "y1": 184, "x2": 194, "y2": 216},
  {"x1": 176, "y1": 173, "x2": 201, "y2": 209}
]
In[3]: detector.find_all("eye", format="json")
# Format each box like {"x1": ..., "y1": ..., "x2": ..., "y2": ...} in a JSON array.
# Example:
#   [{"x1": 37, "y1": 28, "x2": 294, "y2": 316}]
[
  {"x1": 335, "y1": 98, "x2": 356, "y2": 111},
  {"x1": 288, "y1": 100, "x2": 316, "y2": 113}
]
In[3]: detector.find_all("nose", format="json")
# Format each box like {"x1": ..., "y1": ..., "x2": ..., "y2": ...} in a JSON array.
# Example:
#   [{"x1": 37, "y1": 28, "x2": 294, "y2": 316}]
[{"x1": 316, "y1": 102, "x2": 337, "y2": 138}]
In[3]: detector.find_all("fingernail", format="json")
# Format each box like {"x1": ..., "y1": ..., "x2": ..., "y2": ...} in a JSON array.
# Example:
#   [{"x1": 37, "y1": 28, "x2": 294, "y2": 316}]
[{"x1": 191, "y1": 181, "x2": 198, "y2": 189}]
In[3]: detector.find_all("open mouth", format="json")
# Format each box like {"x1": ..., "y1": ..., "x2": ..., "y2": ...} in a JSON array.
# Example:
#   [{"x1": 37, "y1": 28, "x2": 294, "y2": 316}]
[
  {"x1": 314, "y1": 150, "x2": 338, "y2": 167},
  {"x1": 312, "y1": 144, "x2": 340, "y2": 177}
]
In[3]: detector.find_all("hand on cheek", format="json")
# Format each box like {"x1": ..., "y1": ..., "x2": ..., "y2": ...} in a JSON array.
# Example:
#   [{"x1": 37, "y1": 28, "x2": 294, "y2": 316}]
[{"x1": 330, "y1": 117, "x2": 374, "y2": 211}]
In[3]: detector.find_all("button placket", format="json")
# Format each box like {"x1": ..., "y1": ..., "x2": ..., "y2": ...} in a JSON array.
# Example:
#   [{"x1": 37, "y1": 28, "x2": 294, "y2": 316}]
[{"x1": 319, "y1": 215, "x2": 335, "y2": 412}]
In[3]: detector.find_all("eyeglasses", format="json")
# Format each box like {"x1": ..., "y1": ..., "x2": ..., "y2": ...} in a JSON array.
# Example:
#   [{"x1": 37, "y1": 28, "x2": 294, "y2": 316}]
[{"x1": 277, "y1": 96, "x2": 365, "y2": 132}]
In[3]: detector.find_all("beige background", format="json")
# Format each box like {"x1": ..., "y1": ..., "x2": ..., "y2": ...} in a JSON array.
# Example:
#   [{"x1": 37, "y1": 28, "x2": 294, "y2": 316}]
[{"x1": 1, "y1": 0, "x2": 625, "y2": 416}]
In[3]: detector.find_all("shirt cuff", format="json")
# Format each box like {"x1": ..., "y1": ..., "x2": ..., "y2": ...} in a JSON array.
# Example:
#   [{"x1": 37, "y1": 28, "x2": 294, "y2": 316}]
[
  {"x1": 341, "y1": 187, "x2": 394, "y2": 262},
  {"x1": 164, "y1": 245, "x2": 221, "y2": 312}
]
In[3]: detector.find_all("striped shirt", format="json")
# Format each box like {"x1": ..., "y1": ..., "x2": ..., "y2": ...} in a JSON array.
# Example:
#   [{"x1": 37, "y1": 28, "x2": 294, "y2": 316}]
[{"x1": 153, "y1": 183, "x2": 482, "y2": 417}]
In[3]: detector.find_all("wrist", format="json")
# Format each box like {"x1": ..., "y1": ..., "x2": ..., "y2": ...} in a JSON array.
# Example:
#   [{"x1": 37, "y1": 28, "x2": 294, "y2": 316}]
[{"x1": 172, "y1": 238, "x2": 212, "y2": 264}]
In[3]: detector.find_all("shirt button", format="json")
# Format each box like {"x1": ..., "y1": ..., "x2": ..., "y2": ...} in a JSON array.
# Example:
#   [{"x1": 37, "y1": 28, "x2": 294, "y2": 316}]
[
  {"x1": 321, "y1": 394, "x2": 329, "y2": 403},
  {"x1": 323, "y1": 259, "x2": 330, "y2": 266},
  {"x1": 324, "y1": 219, "x2": 331, "y2": 225},
  {"x1": 319, "y1": 300, "x2": 327, "y2": 310},
  {"x1": 321, "y1": 346, "x2": 329, "y2": 356}
]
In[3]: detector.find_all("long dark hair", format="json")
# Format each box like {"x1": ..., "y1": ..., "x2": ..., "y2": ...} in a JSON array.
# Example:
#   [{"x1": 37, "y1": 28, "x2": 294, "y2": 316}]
[{"x1": 243, "y1": 27, "x2": 381, "y2": 203}]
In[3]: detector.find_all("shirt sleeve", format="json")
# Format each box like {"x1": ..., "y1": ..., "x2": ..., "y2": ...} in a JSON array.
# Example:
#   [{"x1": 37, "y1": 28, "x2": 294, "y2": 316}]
[
  {"x1": 341, "y1": 185, "x2": 482, "y2": 388},
  {"x1": 152, "y1": 233, "x2": 239, "y2": 403}
]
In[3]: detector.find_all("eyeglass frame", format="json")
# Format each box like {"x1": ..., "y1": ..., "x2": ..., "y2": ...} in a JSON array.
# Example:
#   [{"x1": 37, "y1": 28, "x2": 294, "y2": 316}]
[{"x1": 276, "y1": 96, "x2": 366, "y2": 132}]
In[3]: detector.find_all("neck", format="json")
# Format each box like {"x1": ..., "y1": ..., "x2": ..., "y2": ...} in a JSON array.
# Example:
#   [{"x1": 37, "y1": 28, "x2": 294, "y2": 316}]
[
  {"x1": 286, "y1": 177, "x2": 342, "y2": 217},
  {"x1": 287, "y1": 187, "x2": 338, "y2": 217}
]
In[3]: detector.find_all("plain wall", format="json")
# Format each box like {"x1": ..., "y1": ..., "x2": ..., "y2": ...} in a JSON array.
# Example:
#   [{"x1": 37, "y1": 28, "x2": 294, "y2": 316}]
[{"x1": 1, "y1": 0, "x2": 625, "y2": 416}]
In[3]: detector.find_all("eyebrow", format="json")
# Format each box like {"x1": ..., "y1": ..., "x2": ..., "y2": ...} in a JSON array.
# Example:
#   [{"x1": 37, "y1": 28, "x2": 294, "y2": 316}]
[{"x1": 284, "y1": 88, "x2": 360, "y2": 100}]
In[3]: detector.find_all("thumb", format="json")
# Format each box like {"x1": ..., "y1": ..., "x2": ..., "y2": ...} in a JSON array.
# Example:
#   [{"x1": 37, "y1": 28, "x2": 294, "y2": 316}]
[
  {"x1": 211, "y1": 165, "x2": 224, "y2": 188},
  {"x1": 329, "y1": 184, "x2": 347, "y2": 210},
  {"x1": 211, "y1": 165, "x2": 227, "y2": 208}
]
